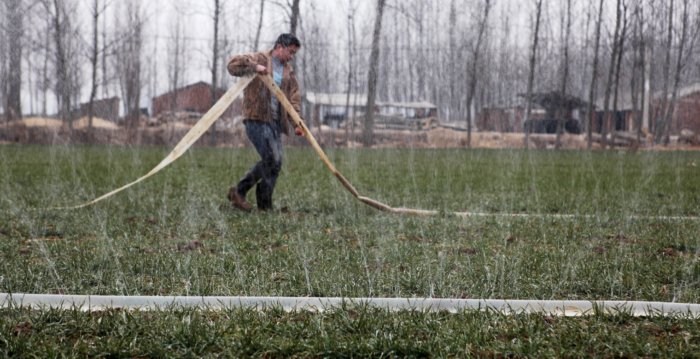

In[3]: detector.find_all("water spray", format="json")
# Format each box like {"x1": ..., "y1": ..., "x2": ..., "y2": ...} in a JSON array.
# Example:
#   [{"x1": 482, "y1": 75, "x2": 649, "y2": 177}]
[{"x1": 46, "y1": 74, "x2": 699, "y2": 222}]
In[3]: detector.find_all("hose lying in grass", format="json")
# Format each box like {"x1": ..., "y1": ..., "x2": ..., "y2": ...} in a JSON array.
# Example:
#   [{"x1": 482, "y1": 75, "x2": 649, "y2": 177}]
[{"x1": 3, "y1": 293, "x2": 699, "y2": 317}]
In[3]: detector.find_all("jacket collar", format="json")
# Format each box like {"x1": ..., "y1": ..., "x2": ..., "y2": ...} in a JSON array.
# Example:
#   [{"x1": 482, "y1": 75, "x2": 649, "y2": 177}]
[{"x1": 263, "y1": 50, "x2": 293, "y2": 78}]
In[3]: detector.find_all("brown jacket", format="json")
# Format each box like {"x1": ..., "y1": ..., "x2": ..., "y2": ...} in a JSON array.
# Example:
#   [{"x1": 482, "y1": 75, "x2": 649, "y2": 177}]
[{"x1": 227, "y1": 50, "x2": 304, "y2": 135}]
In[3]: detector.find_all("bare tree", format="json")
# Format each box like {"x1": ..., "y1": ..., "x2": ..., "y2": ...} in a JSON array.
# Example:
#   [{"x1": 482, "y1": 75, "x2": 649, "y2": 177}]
[
  {"x1": 210, "y1": 0, "x2": 221, "y2": 147},
  {"x1": 5, "y1": 0, "x2": 23, "y2": 122},
  {"x1": 44, "y1": 0, "x2": 79, "y2": 140},
  {"x1": 465, "y1": 0, "x2": 491, "y2": 148},
  {"x1": 87, "y1": 0, "x2": 109, "y2": 142},
  {"x1": 524, "y1": 0, "x2": 543, "y2": 149},
  {"x1": 252, "y1": 0, "x2": 265, "y2": 52},
  {"x1": 600, "y1": 0, "x2": 624, "y2": 149},
  {"x1": 610, "y1": 3, "x2": 628, "y2": 148},
  {"x1": 654, "y1": 0, "x2": 674, "y2": 143},
  {"x1": 448, "y1": 0, "x2": 457, "y2": 121},
  {"x1": 362, "y1": 0, "x2": 386, "y2": 147},
  {"x1": 101, "y1": 6, "x2": 109, "y2": 99},
  {"x1": 630, "y1": 0, "x2": 645, "y2": 145},
  {"x1": 114, "y1": 0, "x2": 143, "y2": 137},
  {"x1": 167, "y1": 9, "x2": 187, "y2": 113},
  {"x1": 662, "y1": 0, "x2": 691, "y2": 144},
  {"x1": 555, "y1": 0, "x2": 572, "y2": 149},
  {"x1": 39, "y1": 11, "x2": 51, "y2": 117},
  {"x1": 586, "y1": 0, "x2": 605, "y2": 149},
  {"x1": 289, "y1": 0, "x2": 300, "y2": 35},
  {"x1": 0, "y1": 3, "x2": 5, "y2": 122},
  {"x1": 343, "y1": 0, "x2": 357, "y2": 145}
]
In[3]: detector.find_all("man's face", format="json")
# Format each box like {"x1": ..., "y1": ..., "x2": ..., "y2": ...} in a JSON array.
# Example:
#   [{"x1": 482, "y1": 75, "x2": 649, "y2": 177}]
[{"x1": 274, "y1": 44, "x2": 299, "y2": 64}]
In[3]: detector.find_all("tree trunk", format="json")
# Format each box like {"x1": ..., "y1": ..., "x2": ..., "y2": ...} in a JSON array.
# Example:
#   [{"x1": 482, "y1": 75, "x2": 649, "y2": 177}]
[
  {"x1": 0, "y1": 4, "x2": 6, "y2": 124},
  {"x1": 524, "y1": 0, "x2": 543, "y2": 149},
  {"x1": 631, "y1": 3, "x2": 644, "y2": 145},
  {"x1": 41, "y1": 27, "x2": 49, "y2": 117},
  {"x1": 610, "y1": 4, "x2": 628, "y2": 149},
  {"x1": 289, "y1": 0, "x2": 300, "y2": 35},
  {"x1": 116, "y1": 1, "x2": 143, "y2": 141},
  {"x1": 662, "y1": 0, "x2": 689, "y2": 145},
  {"x1": 168, "y1": 14, "x2": 184, "y2": 114},
  {"x1": 344, "y1": 1, "x2": 355, "y2": 146},
  {"x1": 52, "y1": 0, "x2": 72, "y2": 141},
  {"x1": 6, "y1": 0, "x2": 22, "y2": 122},
  {"x1": 253, "y1": 0, "x2": 264, "y2": 51},
  {"x1": 362, "y1": 0, "x2": 386, "y2": 148},
  {"x1": 101, "y1": 9, "x2": 108, "y2": 99},
  {"x1": 600, "y1": 0, "x2": 623, "y2": 150},
  {"x1": 210, "y1": 0, "x2": 220, "y2": 147},
  {"x1": 586, "y1": 0, "x2": 605, "y2": 149},
  {"x1": 88, "y1": 0, "x2": 100, "y2": 143},
  {"x1": 449, "y1": 0, "x2": 456, "y2": 122},
  {"x1": 654, "y1": 0, "x2": 673, "y2": 143},
  {"x1": 465, "y1": 0, "x2": 491, "y2": 148},
  {"x1": 555, "y1": 0, "x2": 571, "y2": 149}
]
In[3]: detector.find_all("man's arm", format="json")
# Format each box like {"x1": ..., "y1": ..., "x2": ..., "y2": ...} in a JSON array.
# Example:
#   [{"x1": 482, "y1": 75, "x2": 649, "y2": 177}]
[{"x1": 227, "y1": 53, "x2": 269, "y2": 76}]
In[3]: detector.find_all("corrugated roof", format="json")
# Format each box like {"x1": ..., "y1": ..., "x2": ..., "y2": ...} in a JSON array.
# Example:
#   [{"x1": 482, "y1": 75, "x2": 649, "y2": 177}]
[
  {"x1": 305, "y1": 92, "x2": 437, "y2": 109},
  {"x1": 595, "y1": 90, "x2": 636, "y2": 111},
  {"x1": 305, "y1": 93, "x2": 369, "y2": 107},
  {"x1": 383, "y1": 101, "x2": 437, "y2": 109}
]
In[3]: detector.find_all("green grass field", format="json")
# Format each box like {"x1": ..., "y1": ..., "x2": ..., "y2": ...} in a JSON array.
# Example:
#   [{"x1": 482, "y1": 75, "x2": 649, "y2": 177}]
[{"x1": 1, "y1": 144, "x2": 700, "y2": 357}]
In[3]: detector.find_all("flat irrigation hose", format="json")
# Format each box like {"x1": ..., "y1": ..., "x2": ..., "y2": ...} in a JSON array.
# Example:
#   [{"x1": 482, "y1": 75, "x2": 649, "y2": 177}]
[
  {"x1": 2, "y1": 293, "x2": 699, "y2": 317},
  {"x1": 52, "y1": 74, "x2": 255, "y2": 210}
]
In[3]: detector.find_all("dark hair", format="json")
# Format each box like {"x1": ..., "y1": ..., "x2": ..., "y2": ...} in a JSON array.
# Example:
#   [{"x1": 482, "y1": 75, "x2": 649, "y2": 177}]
[{"x1": 272, "y1": 33, "x2": 301, "y2": 50}]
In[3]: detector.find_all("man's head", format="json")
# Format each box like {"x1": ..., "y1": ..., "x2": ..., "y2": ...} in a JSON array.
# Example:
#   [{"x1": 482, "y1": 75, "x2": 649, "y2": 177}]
[{"x1": 271, "y1": 33, "x2": 301, "y2": 64}]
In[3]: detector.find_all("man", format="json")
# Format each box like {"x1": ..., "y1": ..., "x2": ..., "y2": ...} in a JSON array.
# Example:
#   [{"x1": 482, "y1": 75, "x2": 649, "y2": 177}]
[{"x1": 226, "y1": 33, "x2": 305, "y2": 211}]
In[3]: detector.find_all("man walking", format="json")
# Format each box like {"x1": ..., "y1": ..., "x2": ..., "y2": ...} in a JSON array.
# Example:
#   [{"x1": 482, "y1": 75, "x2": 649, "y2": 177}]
[{"x1": 226, "y1": 33, "x2": 305, "y2": 211}]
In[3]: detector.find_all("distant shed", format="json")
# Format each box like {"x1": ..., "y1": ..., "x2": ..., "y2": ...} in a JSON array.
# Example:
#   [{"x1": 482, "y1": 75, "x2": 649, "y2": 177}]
[
  {"x1": 79, "y1": 97, "x2": 120, "y2": 123},
  {"x1": 593, "y1": 82, "x2": 700, "y2": 135},
  {"x1": 303, "y1": 92, "x2": 438, "y2": 130}
]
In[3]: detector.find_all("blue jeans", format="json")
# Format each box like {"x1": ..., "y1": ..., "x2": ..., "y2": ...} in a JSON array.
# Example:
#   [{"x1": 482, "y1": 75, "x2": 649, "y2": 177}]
[{"x1": 236, "y1": 120, "x2": 283, "y2": 209}]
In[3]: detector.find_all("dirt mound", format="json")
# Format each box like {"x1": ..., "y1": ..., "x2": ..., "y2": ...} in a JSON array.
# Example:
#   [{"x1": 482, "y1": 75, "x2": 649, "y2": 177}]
[
  {"x1": 72, "y1": 117, "x2": 120, "y2": 130},
  {"x1": 5, "y1": 117, "x2": 62, "y2": 128},
  {"x1": 426, "y1": 128, "x2": 589, "y2": 149}
]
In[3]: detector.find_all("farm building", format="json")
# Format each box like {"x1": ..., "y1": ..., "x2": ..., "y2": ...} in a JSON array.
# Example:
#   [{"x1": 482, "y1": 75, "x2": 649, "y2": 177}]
[
  {"x1": 652, "y1": 83, "x2": 700, "y2": 135},
  {"x1": 303, "y1": 92, "x2": 438, "y2": 130},
  {"x1": 592, "y1": 82, "x2": 700, "y2": 135},
  {"x1": 478, "y1": 92, "x2": 585, "y2": 134},
  {"x1": 303, "y1": 93, "x2": 369, "y2": 129},
  {"x1": 593, "y1": 92, "x2": 637, "y2": 134},
  {"x1": 477, "y1": 107, "x2": 545, "y2": 133},
  {"x1": 78, "y1": 97, "x2": 120, "y2": 123},
  {"x1": 152, "y1": 82, "x2": 242, "y2": 120}
]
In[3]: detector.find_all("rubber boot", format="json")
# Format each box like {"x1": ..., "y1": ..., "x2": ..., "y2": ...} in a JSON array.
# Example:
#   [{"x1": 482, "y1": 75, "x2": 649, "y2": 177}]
[
  {"x1": 255, "y1": 179, "x2": 274, "y2": 211},
  {"x1": 236, "y1": 170, "x2": 259, "y2": 201}
]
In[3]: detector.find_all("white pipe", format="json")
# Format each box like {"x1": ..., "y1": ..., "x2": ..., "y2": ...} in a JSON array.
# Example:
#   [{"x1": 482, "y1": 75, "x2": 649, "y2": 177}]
[{"x1": 2, "y1": 293, "x2": 698, "y2": 317}]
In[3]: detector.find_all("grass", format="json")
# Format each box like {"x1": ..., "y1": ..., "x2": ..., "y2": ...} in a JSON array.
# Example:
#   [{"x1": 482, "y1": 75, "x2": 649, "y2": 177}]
[
  {"x1": 1, "y1": 144, "x2": 700, "y2": 357},
  {"x1": 4, "y1": 304, "x2": 700, "y2": 358}
]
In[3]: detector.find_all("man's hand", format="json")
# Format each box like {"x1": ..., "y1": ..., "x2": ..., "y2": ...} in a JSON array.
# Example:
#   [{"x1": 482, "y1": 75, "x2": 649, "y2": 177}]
[
  {"x1": 294, "y1": 127, "x2": 305, "y2": 137},
  {"x1": 255, "y1": 64, "x2": 268, "y2": 75}
]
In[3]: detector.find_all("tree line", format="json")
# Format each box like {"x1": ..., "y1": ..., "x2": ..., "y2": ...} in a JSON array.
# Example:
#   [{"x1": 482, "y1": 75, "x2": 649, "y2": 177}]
[{"x1": 1, "y1": 0, "x2": 699, "y2": 147}]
